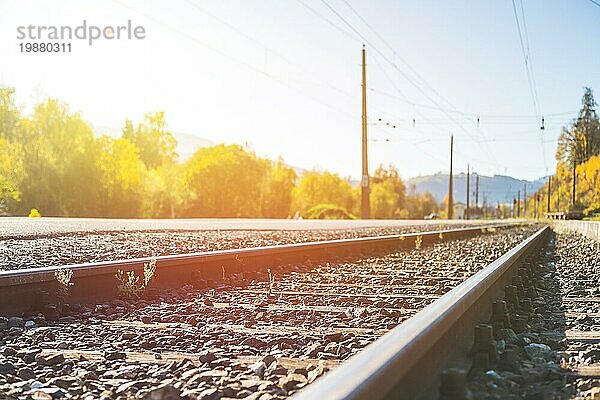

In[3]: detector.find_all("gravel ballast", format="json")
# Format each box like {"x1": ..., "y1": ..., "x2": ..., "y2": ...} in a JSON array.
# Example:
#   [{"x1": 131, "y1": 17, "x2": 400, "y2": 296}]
[
  {"x1": 461, "y1": 229, "x2": 600, "y2": 400},
  {"x1": 1, "y1": 223, "x2": 493, "y2": 271},
  {"x1": 0, "y1": 226, "x2": 538, "y2": 399}
]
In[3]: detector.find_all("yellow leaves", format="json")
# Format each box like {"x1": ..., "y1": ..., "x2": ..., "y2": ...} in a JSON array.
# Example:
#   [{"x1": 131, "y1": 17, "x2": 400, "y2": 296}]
[
  {"x1": 0, "y1": 138, "x2": 22, "y2": 205},
  {"x1": 98, "y1": 136, "x2": 145, "y2": 190},
  {"x1": 122, "y1": 112, "x2": 177, "y2": 168},
  {"x1": 370, "y1": 180, "x2": 399, "y2": 219},
  {"x1": 182, "y1": 144, "x2": 270, "y2": 217},
  {"x1": 292, "y1": 171, "x2": 355, "y2": 214}
]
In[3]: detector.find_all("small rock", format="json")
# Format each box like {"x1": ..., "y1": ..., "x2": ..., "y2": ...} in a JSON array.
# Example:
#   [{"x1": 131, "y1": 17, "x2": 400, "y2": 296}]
[
  {"x1": 280, "y1": 373, "x2": 308, "y2": 390},
  {"x1": 262, "y1": 355, "x2": 277, "y2": 367},
  {"x1": 104, "y1": 351, "x2": 126, "y2": 361},
  {"x1": 17, "y1": 367, "x2": 36, "y2": 380},
  {"x1": 241, "y1": 337, "x2": 267, "y2": 349},
  {"x1": 496, "y1": 328, "x2": 519, "y2": 345},
  {"x1": 198, "y1": 351, "x2": 217, "y2": 364},
  {"x1": 524, "y1": 343, "x2": 553, "y2": 361},
  {"x1": 0, "y1": 362, "x2": 16, "y2": 374},
  {"x1": 46, "y1": 376, "x2": 79, "y2": 389},
  {"x1": 8, "y1": 317, "x2": 24, "y2": 328},
  {"x1": 197, "y1": 387, "x2": 220, "y2": 400},
  {"x1": 142, "y1": 383, "x2": 181, "y2": 400},
  {"x1": 249, "y1": 360, "x2": 266, "y2": 378},
  {"x1": 3, "y1": 347, "x2": 17, "y2": 356},
  {"x1": 26, "y1": 390, "x2": 53, "y2": 400},
  {"x1": 307, "y1": 365, "x2": 328, "y2": 383},
  {"x1": 324, "y1": 332, "x2": 343, "y2": 343},
  {"x1": 25, "y1": 387, "x2": 66, "y2": 399},
  {"x1": 36, "y1": 353, "x2": 65, "y2": 366},
  {"x1": 268, "y1": 365, "x2": 288, "y2": 376}
]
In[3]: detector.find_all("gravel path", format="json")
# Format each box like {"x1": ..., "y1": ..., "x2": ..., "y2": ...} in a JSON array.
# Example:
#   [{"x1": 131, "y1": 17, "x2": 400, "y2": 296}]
[
  {"x1": 0, "y1": 226, "x2": 537, "y2": 399},
  {"x1": 0, "y1": 223, "x2": 490, "y2": 271},
  {"x1": 462, "y1": 229, "x2": 600, "y2": 399}
]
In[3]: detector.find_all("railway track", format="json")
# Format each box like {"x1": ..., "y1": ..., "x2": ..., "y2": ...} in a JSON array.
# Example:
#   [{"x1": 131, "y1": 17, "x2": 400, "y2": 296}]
[{"x1": 1, "y1": 222, "x2": 596, "y2": 399}]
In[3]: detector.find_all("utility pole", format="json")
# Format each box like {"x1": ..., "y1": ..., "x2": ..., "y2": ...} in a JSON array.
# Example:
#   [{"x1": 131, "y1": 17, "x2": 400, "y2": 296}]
[
  {"x1": 360, "y1": 45, "x2": 370, "y2": 219},
  {"x1": 523, "y1": 183, "x2": 527, "y2": 217},
  {"x1": 557, "y1": 179, "x2": 560, "y2": 211},
  {"x1": 483, "y1": 193, "x2": 487, "y2": 219},
  {"x1": 448, "y1": 135, "x2": 454, "y2": 219},
  {"x1": 466, "y1": 164, "x2": 470, "y2": 220},
  {"x1": 475, "y1": 174, "x2": 479, "y2": 209},
  {"x1": 547, "y1": 176, "x2": 551, "y2": 214},
  {"x1": 572, "y1": 159, "x2": 577, "y2": 208},
  {"x1": 517, "y1": 190, "x2": 521, "y2": 218}
]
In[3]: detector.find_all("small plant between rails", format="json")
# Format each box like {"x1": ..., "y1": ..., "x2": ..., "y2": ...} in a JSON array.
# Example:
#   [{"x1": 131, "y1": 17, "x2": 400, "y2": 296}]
[{"x1": 115, "y1": 258, "x2": 157, "y2": 298}]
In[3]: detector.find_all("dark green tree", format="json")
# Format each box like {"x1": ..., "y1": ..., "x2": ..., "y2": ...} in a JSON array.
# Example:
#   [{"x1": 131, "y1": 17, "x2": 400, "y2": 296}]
[{"x1": 556, "y1": 87, "x2": 600, "y2": 165}]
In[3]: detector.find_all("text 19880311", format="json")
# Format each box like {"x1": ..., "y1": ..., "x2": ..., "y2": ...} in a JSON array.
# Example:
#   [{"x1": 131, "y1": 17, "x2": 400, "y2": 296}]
[{"x1": 19, "y1": 42, "x2": 71, "y2": 53}]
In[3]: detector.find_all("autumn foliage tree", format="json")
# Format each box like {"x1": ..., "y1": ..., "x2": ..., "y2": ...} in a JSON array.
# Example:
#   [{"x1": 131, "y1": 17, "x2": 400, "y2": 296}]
[
  {"x1": 526, "y1": 87, "x2": 600, "y2": 218},
  {"x1": 0, "y1": 86, "x2": 442, "y2": 219},
  {"x1": 556, "y1": 87, "x2": 600, "y2": 166},
  {"x1": 292, "y1": 171, "x2": 355, "y2": 216}
]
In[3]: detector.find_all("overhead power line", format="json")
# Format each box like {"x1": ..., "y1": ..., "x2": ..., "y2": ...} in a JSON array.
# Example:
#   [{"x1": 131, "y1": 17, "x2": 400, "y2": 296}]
[
  {"x1": 295, "y1": 0, "x2": 361, "y2": 42},
  {"x1": 511, "y1": 0, "x2": 540, "y2": 117},
  {"x1": 589, "y1": 0, "x2": 600, "y2": 8},
  {"x1": 510, "y1": 0, "x2": 546, "y2": 170},
  {"x1": 319, "y1": 0, "x2": 492, "y2": 152},
  {"x1": 339, "y1": 0, "x2": 464, "y2": 115}
]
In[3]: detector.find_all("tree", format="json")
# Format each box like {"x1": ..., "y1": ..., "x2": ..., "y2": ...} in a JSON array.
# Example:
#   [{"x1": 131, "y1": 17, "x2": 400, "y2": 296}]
[
  {"x1": 261, "y1": 159, "x2": 297, "y2": 218},
  {"x1": 578, "y1": 155, "x2": 600, "y2": 214},
  {"x1": 15, "y1": 98, "x2": 100, "y2": 216},
  {"x1": 182, "y1": 144, "x2": 267, "y2": 217},
  {"x1": 0, "y1": 138, "x2": 22, "y2": 213},
  {"x1": 0, "y1": 87, "x2": 20, "y2": 142},
  {"x1": 122, "y1": 112, "x2": 177, "y2": 169},
  {"x1": 419, "y1": 192, "x2": 439, "y2": 216},
  {"x1": 0, "y1": 88, "x2": 23, "y2": 213},
  {"x1": 292, "y1": 171, "x2": 355, "y2": 214},
  {"x1": 405, "y1": 183, "x2": 439, "y2": 219},
  {"x1": 96, "y1": 136, "x2": 146, "y2": 217},
  {"x1": 142, "y1": 163, "x2": 183, "y2": 218},
  {"x1": 556, "y1": 87, "x2": 600, "y2": 165},
  {"x1": 370, "y1": 165, "x2": 406, "y2": 218}
]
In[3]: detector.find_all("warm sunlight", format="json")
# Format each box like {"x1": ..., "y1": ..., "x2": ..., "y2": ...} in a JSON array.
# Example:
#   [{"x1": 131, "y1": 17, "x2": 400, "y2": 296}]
[{"x1": 1, "y1": 1, "x2": 599, "y2": 399}]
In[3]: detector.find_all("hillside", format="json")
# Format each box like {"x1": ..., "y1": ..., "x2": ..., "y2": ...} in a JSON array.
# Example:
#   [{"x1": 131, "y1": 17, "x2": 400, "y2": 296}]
[{"x1": 407, "y1": 173, "x2": 548, "y2": 205}]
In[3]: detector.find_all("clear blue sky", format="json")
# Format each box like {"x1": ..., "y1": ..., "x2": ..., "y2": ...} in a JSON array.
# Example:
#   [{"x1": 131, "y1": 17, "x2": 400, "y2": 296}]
[{"x1": 1, "y1": 0, "x2": 599, "y2": 181}]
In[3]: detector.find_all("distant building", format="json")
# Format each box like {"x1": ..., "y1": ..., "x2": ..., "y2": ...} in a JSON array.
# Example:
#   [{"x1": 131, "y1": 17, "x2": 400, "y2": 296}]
[
  {"x1": 454, "y1": 201, "x2": 466, "y2": 219},
  {"x1": 465, "y1": 207, "x2": 485, "y2": 219}
]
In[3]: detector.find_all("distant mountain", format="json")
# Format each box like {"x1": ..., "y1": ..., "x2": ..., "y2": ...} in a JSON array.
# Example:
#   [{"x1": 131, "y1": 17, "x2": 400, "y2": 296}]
[
  {"x1": 92, "y1": 125, "x2": 213, "y2": 161},
  {"x1": 172, "y1": 132, "x2": 213, "y2": 160},
  {"x1": 407, "y1": 172, "x2": 548, "y2": 205}
]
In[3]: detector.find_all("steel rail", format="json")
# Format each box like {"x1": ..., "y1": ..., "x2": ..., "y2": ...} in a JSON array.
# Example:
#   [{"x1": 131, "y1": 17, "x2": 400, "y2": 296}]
[
  {"x1": 293, "y1": 225, "x2": 550, "y2": 400},
  {"x1": 0, "y1": 223, "x2": 521, "y2": 316}
]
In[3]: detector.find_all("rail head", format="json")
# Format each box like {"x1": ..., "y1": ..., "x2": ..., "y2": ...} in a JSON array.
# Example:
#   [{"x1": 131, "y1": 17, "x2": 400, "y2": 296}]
[{"x1": 293, "y1": 225, "x2": 549, "y2": 400}]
